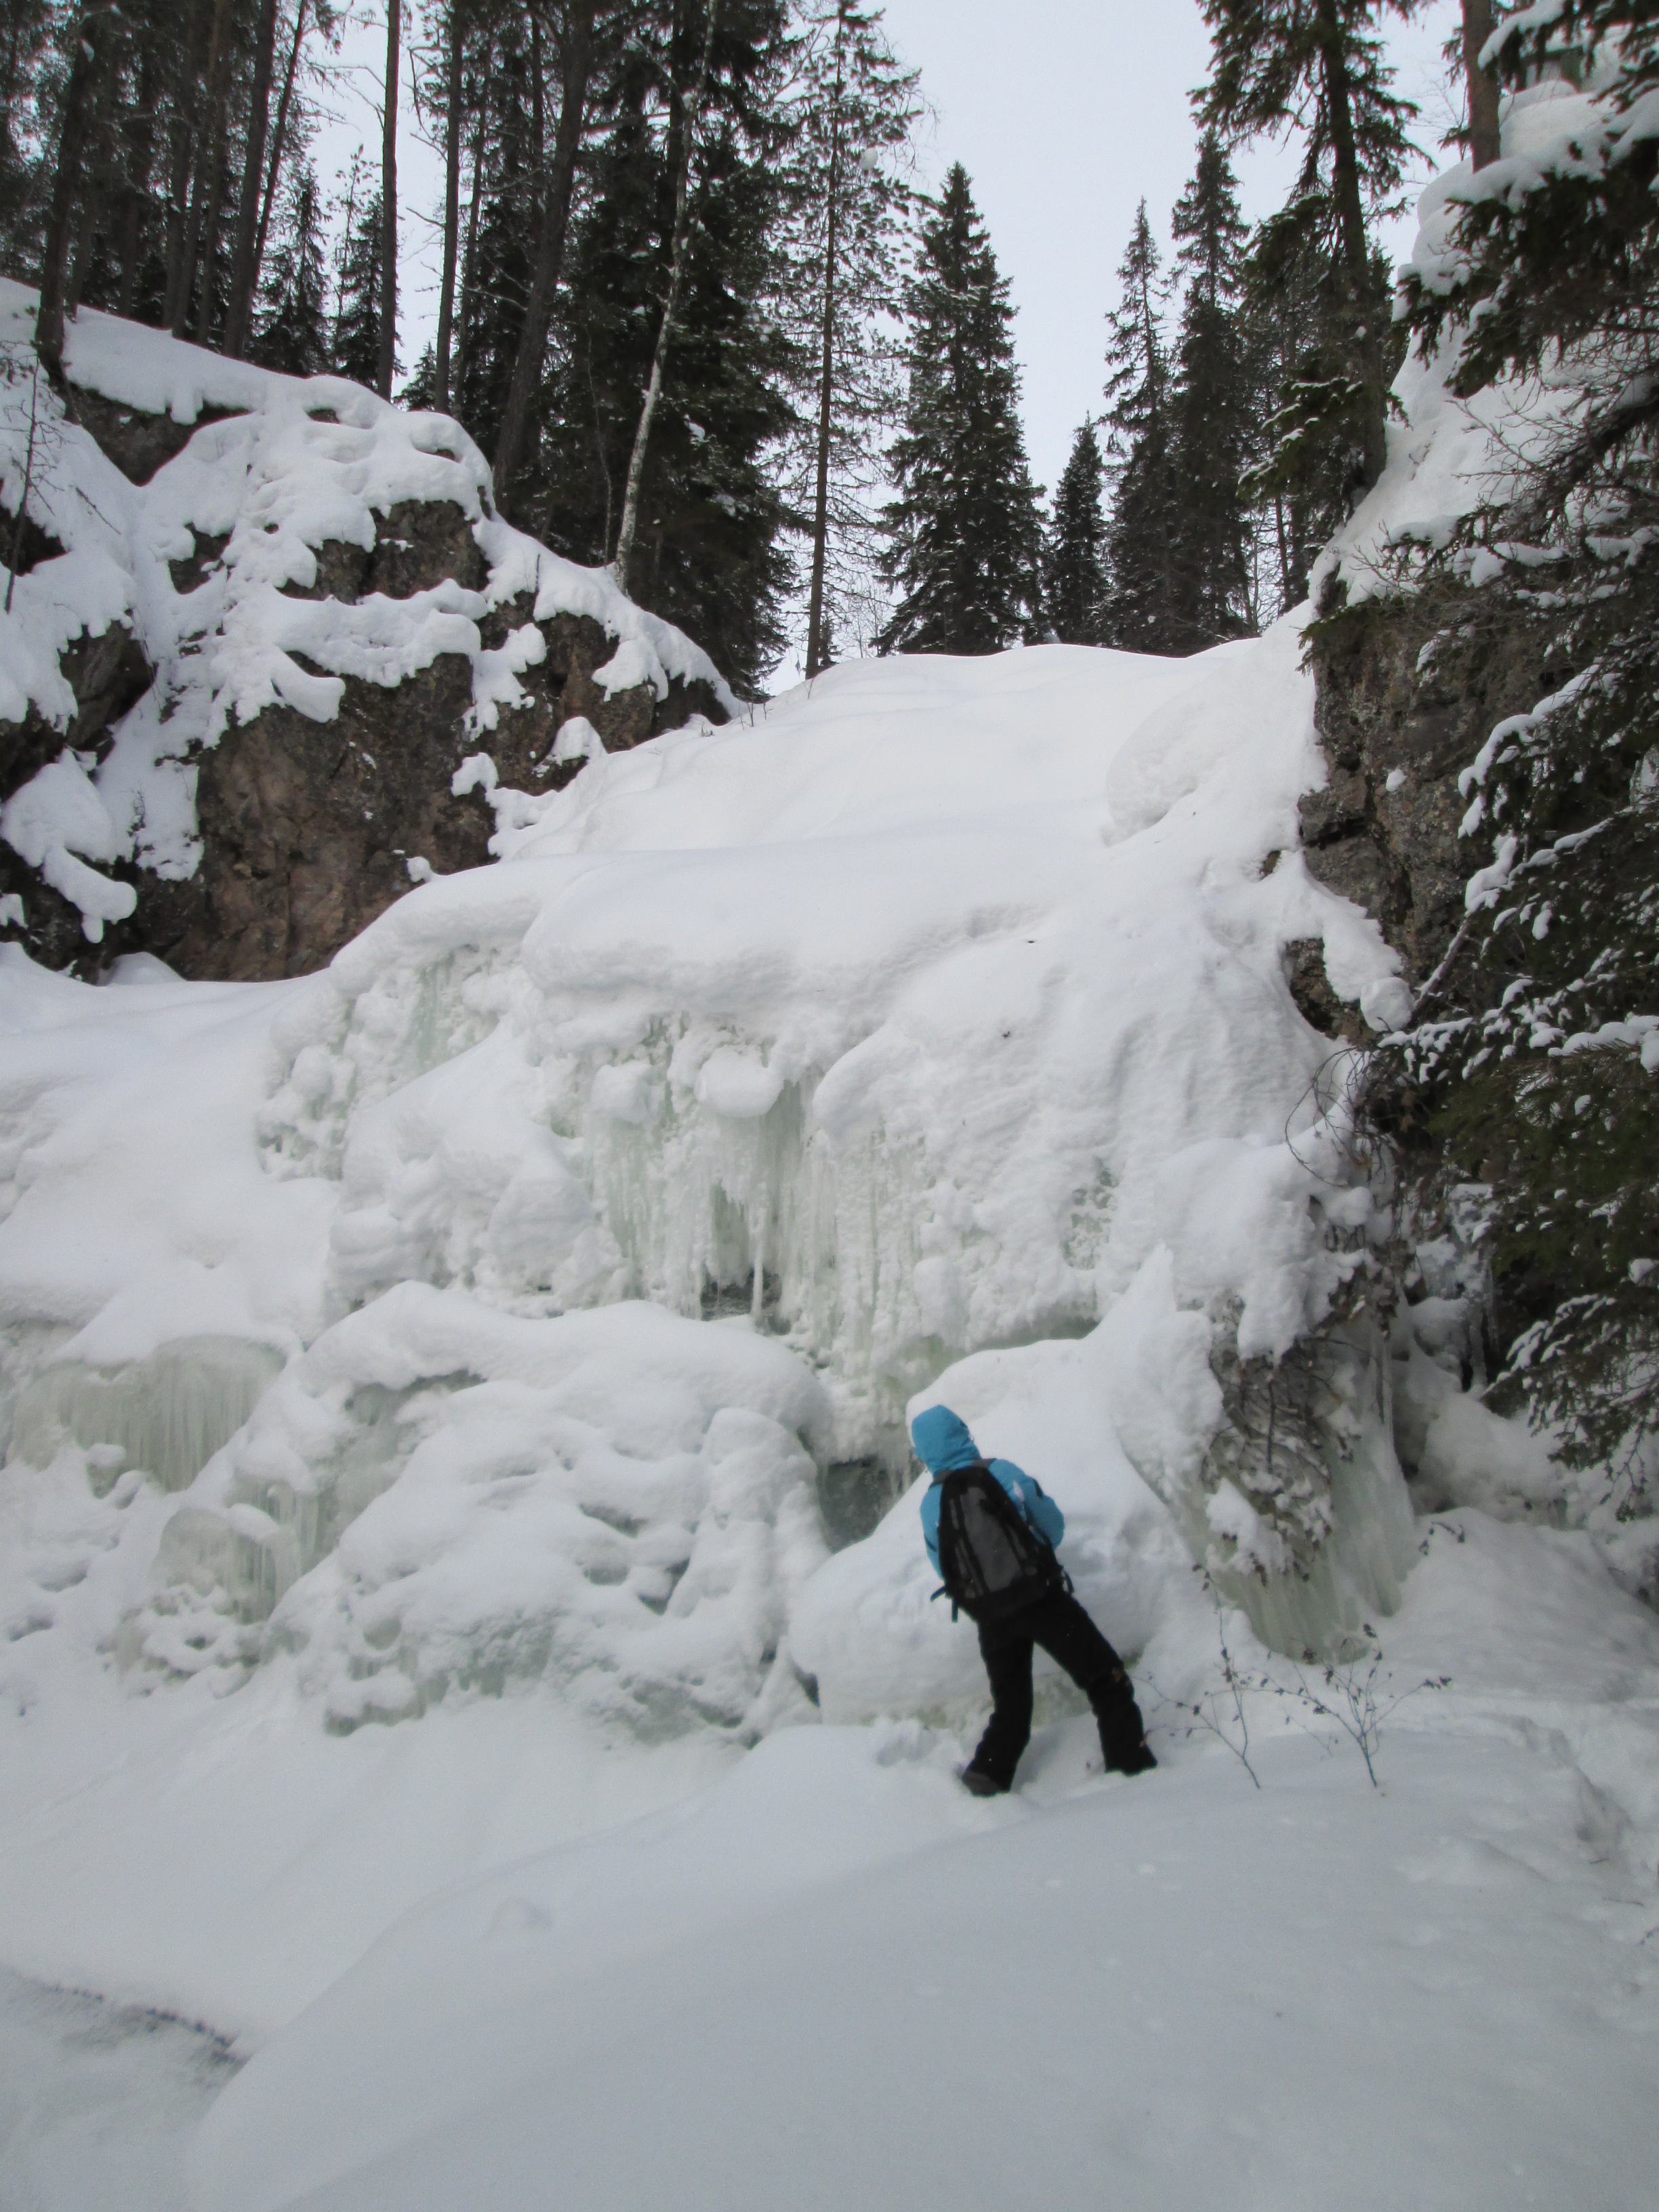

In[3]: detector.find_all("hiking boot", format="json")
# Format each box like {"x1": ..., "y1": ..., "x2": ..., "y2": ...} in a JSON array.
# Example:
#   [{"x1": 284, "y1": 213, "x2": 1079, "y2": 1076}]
[
  {"x1": 960, "y1": 1766, "x2": 1009, "y2": 1797},
  {"x1": 1095, "y1": 1696, "x2": 1158, "y2": 1777}
]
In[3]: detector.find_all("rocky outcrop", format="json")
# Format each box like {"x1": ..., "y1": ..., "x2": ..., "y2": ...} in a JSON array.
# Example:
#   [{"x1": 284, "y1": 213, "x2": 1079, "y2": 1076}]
[
  {"x1": 1297, "y1": 596, "x2": 1556, "y2": 1014},
  {"x1": 3, "y1": 548, "x2": 720, "y2": 978},
  {"x1": 1, "y1": 325, "x2": 728, "y2": 981},
  {"x1": 68, "y1": 386, "x2": 246, "y2": 486}
]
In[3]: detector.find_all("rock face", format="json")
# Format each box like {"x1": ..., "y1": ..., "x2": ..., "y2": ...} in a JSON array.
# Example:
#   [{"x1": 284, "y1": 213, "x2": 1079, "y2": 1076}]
[
  {"x1": 0, "y1": 293, "x2": 729, "y2": 981},
  {"x1": 45, "y1": 590, "x2": 718, "y2": 985},
  {"x1": 1299, "y1": 598, "x2": 1554, "y2": 1010}
]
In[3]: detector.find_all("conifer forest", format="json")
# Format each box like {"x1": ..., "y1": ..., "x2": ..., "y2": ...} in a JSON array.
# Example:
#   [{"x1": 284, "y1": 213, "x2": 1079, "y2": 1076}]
[{"x1": 2, "y1": 6, "x2": 1659, "y2": 2207}]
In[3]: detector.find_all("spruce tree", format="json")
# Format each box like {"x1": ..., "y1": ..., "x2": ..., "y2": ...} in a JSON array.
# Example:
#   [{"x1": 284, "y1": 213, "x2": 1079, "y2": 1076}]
[
  {"x1": 1100, "y1": 201, "x2": 1180, "y2": 654},
  {"x1": 535, "y1": 0, "x2": 797, "y2": 693},
  {"x1": 449, "y1": 5, "x2": 541, "y2": 456},
  {"x1": 1197, "y1": 0, "x2": 1422, "y2": 500},
  {"x1": 251, "y1": 158, "x2": 327, "y2": 377},
  {"x1": 779, "y1": 0, "x2": 920, "y2": 673},
  {"x1": 1241, "y1": 199, "x2": 1349, "y2": 611},
  {"x1": 331, "y1": 175, "x2": 388, "y2": 390},
  {"x1": 878, "y1": 163, "x2": 1041, "y2": 657},
  {"x1": 1168, "y1": 129, "x2": 1257, "y2": 649},
  {"x1": 1044, "y1": 419, "x2": 1109, "y2": 646},
  {"x1": 0, "y1": 0, "x2": 58, "y2": 279},
  {"x1": 1368, "y1": 4, "x2": 1659, "y2": 1485}
]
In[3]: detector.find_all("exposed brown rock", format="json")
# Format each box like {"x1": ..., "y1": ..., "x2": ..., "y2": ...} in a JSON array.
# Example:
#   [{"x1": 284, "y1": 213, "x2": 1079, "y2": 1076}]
[
  {"x1": 66, "y1": 383, "x2": 246, "y2": 485},
  {"x1": 281, "y1": 499, "x2": 490, "y2": 603},
  {"x1": 3, "y1": 406, "x2": 725, "y2": 981},
  {"x1": 1305, "y1": 599, "x2": 1555, "y2": 989}
]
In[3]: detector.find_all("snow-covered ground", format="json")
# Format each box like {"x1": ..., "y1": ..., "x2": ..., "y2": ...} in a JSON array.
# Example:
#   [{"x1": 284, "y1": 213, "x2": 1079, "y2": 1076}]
[
  {"x1": 0, "y1": 1970, "x2": 235, "y2": 2212},
  {"x1": 3, "y1": 236, "x2": 1658, "y2": 2200}
]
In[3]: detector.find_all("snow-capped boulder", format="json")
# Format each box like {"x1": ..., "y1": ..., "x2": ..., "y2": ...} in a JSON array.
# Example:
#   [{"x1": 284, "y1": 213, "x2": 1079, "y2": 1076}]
[{"x1": 0, "y1": 283, "x2": 730, "y2": 978}]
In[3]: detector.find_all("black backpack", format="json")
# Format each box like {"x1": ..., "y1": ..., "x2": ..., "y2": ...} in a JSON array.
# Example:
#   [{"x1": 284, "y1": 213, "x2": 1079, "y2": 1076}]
[{"x1": 933, "y1": 1462, "x2": 1069, "y2": 1625}]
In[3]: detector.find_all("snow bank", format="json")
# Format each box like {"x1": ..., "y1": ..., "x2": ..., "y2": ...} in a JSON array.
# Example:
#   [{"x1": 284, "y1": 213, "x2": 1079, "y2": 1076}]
[
  {"x1": 0, "y1": 281, "x2": 730, "y2": 941},
  {"x1": 0, "y1": 600, "x2": 1446, "y2": 2061},
  {"x1": 192, "y1": 1538, "x2": 1659, "y2": 2212},
  {"x1": 128, "y1": 1288, "x2": 830, "y2": 1738}
]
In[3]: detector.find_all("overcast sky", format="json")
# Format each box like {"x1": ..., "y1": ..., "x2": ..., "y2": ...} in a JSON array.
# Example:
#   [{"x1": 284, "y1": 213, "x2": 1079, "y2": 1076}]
[{"x1": 316, "y1": 0, "x2": 1465, "y2": 497}]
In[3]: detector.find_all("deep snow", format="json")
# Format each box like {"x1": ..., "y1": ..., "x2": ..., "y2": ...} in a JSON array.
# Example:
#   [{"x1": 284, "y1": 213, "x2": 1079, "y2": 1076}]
[
  {"x1": 3, "y1": 617, "x2": 1656, "y2": 2210},
  {"x1": 4, "y1": 123, "x2": 1659, "y2": 2201}
]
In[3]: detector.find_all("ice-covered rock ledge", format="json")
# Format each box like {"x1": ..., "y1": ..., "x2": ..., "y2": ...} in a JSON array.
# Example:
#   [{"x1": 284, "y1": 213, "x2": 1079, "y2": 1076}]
[
  {"x1": 0, "y1": 282, "x2": 730, "y2": 978},
  {"x1": 1, "y1": 617, "x2": 1430, "y2": 1735}
]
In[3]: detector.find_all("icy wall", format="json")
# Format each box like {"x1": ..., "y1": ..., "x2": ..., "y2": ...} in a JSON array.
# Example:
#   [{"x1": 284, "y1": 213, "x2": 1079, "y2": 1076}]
[{"x1": 1, "y1": 619, "x2": 1430, "y2": 1719}]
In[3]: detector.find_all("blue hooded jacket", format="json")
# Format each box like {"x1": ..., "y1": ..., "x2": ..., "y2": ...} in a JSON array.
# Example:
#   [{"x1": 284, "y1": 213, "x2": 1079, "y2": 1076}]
[{"x1": 912, "y1": 1406, "x2": 1065, "y2": 1576}]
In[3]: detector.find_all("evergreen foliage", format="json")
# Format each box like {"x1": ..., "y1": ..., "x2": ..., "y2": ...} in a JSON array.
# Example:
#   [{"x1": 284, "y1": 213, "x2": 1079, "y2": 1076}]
[
  {"x1": 1240, "y1": 200, "x2": 1353, "y2": 609},
  {"x1": 1198, "y1": 0, "x2": 1422, "y2": 501},
  {"x1": 251, "y1": 158, "x2": 327, "y2": 376},
  {"x1": 446, "y1": 3, "x2": 543, "y2": 466},
  {"x1": 330, "y1": 173, "x2": 387, "y2": 390},
  {"x1": 533, "y1": 0, "x2": 798, "y2": 694},
  {"x1": 1168, "y1": 130, "x2": 1257, "y2": 648},
  {"x1": 1100, "y1": 201, "x2": 1180, "y2": 653},
  {"x1": 1043, "y1": 419, "x2": 1109, "y2": 646},
  {"x1": 877, "y1": 163, "x2": 1041, "y2": 655},
  {"x1": 7, "y1": 0, "x2": 336, "y2": 347},
  {"x1": 0, "y1": 0, "x2": 56, "y2": 272},
  {"x1": 1368, "y1": 3, "x2": 1659, "y2": 1490},
  {"x1": 776, "y1": 0, "x2": 920, "y2": 672}
]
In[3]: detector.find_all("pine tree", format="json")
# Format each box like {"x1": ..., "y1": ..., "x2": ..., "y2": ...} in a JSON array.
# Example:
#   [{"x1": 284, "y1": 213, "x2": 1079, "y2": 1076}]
[
  {"x1": 779, "y1": 0, "x2": 920, "y2": 673},
  {"x1": 251, "y1": 157, "x2": 327, "y2": 376},
  {"x1": 535, "y1": 0, "x2": 798, "y2": 693},
  {"x1": 1043, "y1": 419, "x2": 1109, "y2": 645},
  {"x1": 1197, "y1": 0, "x2": 1422, "y2": 501},
  {"x1": 1366, "y1": 5, "x2": 1659, "y2": 1485},
  {"x1": 1100, "y1": 201, "x2": 1180, "y2": 654},
  {"x1": 449, "y1": 5, "x2": 540, "y2": 455},
  {"x1": 1241, "y1": 199, "x2": 1349, "y2": 611},
  {"x1": 331, "y1": 172, "x2": 388, "y2": 390},
  {"x1": 1168, "y1": 129, "x2": 1257, "y2": 650},
  {"x1": 0, "y1": 0, "x2": 58, "y2": 279},
  {"x1": 878, "y1": 163, "x2": 1041, "y2": 656}
]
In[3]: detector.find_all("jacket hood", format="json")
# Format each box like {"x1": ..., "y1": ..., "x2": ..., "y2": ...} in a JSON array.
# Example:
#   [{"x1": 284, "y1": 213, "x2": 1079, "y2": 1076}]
[{"x1": 910, "y1": 1406, "x2": 980, "y2": 1475}]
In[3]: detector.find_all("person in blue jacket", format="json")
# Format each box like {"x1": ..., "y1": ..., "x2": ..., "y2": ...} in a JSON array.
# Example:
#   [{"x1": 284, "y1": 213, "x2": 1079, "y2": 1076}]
[{"x1": 913, "y1": 1404, "x2": 1155, "y2": 1795}]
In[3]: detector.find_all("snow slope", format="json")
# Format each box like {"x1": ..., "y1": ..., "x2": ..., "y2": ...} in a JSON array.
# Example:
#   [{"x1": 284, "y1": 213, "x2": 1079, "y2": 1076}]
[
  {"x1": 1, "y1": 571, "x2": 1656, "y2": 2205},
  {"x1": 193, "y1": 1510, "x2": 1659, "y2": 2212}
]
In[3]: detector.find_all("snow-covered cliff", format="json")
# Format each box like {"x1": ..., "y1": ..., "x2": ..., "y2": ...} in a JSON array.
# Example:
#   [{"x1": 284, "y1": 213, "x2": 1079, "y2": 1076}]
[{"x1": 0, "y1": 283, "x2": 728, "y2": 975}]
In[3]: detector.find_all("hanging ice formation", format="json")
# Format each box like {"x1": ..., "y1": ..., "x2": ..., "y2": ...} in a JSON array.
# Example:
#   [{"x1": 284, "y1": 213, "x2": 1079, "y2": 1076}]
[{"x1": 3, "y1": 485, "x2": 1435, "y2": 1716}]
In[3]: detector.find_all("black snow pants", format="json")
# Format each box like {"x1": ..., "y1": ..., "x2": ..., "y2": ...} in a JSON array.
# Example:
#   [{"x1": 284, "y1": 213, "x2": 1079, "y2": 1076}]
[{"x1": 967, "y1": 1590, "x2": 1148, "y2": 1790}]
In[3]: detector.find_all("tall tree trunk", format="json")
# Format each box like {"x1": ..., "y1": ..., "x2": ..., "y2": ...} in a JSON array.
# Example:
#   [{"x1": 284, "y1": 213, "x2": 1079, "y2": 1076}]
[
  {"x1": 614, "y1": 0, "x2": 720, "y2": 596},
  {"x1": 34, "y1": 0, "x2": 104, "y2": 389},
  {"x1": 117, "y1": 39, "x2": 159, "y2": 317},
  {"x1": 223, "y1": 0, "x2": 281, "y2": 356},
  {"x1": 1460, "y1": 0, "x2": 1502, "y2": 171},
  {"x1": 434, "y1": 0, "x2": 464, "y2": 413},
  {"x1": 453, "y1": 45, "x2": 489, "y2": 404},
  {"x1": 162, "y1": 0, "x2": 214, "y2": 328},
  {"x1": 190, "y1": 86, "x2": 233, "y2": 344},
  {"x1": 494, "y1": 1, "x2": 597, "y2": 509},
  {"x1": 377, "y1": 0, "x2": 399, "y2": 396},
  {"x1": 174, "y1": 0, "x2": 232, "y2": 339},
  {"x1": 254, "y1": 0, "x2": 310, "y2": 293},
  {"x1": 805, "y1": 8, "x2": 848, "y2": 680},
  {"x1": 1313, "y1": 0, "x2": 1385, "y2": 490}
]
